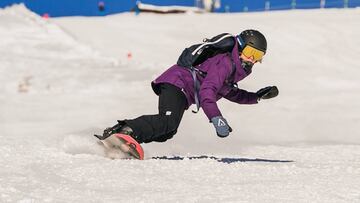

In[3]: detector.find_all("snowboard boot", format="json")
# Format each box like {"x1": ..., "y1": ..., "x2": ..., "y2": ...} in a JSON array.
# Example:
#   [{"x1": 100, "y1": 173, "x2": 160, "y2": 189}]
[
  {"x1": 95, "y1": 121, "x2": 137, "y2": 141},
  {"x1": 119, "y1": 125, "x2": 134, "y2": 136}
]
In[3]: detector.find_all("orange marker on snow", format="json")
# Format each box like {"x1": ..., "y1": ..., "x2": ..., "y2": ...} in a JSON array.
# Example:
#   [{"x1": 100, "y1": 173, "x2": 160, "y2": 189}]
[
  {"x1": 127, "y1": 52, "x2": 132, "y2": 59},
  {"x1": 42, "y1": 13, "x2": 50, "y2": 19}
]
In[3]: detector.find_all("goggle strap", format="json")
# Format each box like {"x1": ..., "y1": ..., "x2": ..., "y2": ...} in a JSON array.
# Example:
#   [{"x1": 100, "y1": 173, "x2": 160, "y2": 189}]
[{"x1": 236, "y1": 35, "x2": 245, "y2": 49}]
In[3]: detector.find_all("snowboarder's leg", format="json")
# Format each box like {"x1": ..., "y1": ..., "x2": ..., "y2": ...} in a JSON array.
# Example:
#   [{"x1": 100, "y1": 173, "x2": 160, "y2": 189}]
[{"x1": 124, "y1": 83, "x2": 187, "y2": 143}]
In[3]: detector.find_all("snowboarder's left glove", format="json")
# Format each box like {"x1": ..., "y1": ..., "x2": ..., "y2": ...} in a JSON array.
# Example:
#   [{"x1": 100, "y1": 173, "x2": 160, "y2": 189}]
[
  {"x1": 256, "y1": 86, "x2": 279, "y2": 101},
  {"x1": 211, "y1": 116, "x2": 232, "y2": 138}
]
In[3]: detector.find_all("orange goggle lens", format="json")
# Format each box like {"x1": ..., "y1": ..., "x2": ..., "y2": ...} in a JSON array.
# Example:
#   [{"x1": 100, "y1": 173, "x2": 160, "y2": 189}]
[{"x1": 242, "y1": 45, "x2": 265, "y2": 62}]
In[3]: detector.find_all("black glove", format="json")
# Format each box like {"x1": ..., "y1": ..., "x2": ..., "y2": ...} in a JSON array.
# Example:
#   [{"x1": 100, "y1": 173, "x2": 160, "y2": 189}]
[{"x1": 256, "y1": 86, "x2": 279, "y2": 100}]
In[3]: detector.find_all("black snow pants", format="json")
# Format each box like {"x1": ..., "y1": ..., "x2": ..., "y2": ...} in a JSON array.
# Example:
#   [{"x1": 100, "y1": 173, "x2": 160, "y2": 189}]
[{"x1": 124, "y1": 83, "x2": 187, "y2": 144}]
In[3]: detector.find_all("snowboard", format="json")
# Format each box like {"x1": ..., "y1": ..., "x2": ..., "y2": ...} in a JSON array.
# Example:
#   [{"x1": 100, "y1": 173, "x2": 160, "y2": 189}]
[{"x1": 96, "y1": 133, "x2": 144, "y2": 160}]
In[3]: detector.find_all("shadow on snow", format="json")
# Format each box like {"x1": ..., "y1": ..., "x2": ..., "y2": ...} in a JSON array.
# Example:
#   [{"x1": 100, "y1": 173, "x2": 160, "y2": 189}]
[{"x1": 152, "y1": 155, "x2": 294, "y2": 164}]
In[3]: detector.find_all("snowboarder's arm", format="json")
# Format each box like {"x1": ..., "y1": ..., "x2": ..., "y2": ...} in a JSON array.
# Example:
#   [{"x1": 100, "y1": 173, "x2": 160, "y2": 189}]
[
  {"x1": 199, "y1": 57, "x2": 231, "y2": 120},
  {"x1": 225, "y1": 86, "x2": 279, "y2": 104},
  {"x1": 224, "y1": 88, "x2": 259, "y2": 104}
]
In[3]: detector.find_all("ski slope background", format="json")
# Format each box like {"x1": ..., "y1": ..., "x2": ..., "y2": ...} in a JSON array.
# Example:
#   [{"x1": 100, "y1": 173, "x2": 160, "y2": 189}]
[{"x1": 1, "y1": 4, "x2": 360, "y2": 202}]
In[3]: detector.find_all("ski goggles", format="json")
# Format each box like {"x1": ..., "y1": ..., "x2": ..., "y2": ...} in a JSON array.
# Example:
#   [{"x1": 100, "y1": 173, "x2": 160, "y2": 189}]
[{"x1": 241, "y1": 45, "x2": 265, "y2": 62}]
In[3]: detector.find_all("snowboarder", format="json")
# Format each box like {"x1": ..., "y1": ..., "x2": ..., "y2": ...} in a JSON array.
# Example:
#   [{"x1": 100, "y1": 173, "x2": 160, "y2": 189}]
[{"x1": 95, "y1": 29, "x2": 278, "y2": 158}]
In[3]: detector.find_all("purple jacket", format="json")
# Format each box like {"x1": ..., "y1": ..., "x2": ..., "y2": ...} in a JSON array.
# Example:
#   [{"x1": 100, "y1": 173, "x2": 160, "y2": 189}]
[{"x1": 152, "y1": 41, "x2": 258, "y2": 120}]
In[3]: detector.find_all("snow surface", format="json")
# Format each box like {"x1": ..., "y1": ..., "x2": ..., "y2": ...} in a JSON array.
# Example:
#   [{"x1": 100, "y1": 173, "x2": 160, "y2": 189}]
[{"x1": 1, "y1": 4, "x2": 360, "y2": 202}]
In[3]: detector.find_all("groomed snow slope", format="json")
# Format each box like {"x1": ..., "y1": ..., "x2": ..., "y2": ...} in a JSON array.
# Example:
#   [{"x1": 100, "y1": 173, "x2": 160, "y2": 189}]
[{"x1": 1, "y1": 4, "x2": 360, "y2": 202}]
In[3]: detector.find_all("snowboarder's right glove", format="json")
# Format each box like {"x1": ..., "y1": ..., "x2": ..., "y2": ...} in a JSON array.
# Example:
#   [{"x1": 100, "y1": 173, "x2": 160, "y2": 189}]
[
  {"x1": 256, "y1": 86, "x2": 279, "y2": 101},
  {"x1": 211, "y1": 116, "x2": 232, "y2": 138}
]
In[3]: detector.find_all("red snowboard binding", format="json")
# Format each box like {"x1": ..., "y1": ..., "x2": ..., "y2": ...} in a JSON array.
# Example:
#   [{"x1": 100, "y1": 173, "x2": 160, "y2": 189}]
[
  {"x1": 115, "y1": 133, "x2": 144, "y2": 160},
  {"x1": 98, "y1": 133, "x2": 144, "y2": 160},
  {"x1": 94, "y1": 122, "x2": 144, "y2": 160}
]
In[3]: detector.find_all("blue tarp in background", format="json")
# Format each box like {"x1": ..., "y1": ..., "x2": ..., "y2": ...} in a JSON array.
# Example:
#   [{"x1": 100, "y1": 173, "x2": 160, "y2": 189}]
[{"x1": 0, "y1": 0, "x2": 359, "y2": 17}]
